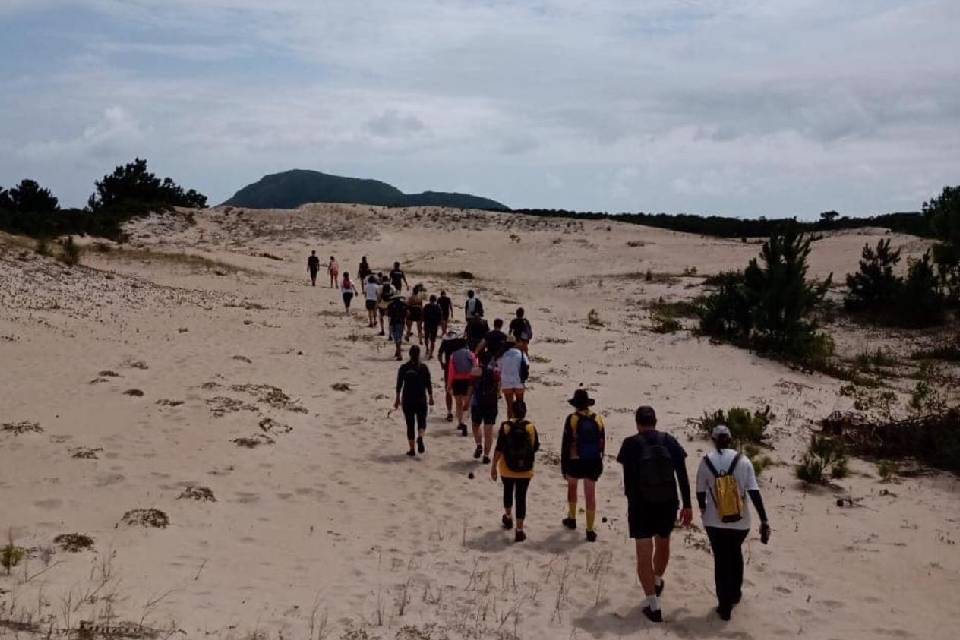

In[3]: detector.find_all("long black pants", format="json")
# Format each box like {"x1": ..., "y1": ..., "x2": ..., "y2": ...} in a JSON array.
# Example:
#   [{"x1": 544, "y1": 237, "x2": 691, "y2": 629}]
[
  {"x1": 402, "y1": 403, "x2": 427, "y2": 441},
  {"x1": 706, "y1": 527, "x2": 749, "y2": 609},
  {"x1": 502, "y1": 477, "x2": 530, "y2": 521}
]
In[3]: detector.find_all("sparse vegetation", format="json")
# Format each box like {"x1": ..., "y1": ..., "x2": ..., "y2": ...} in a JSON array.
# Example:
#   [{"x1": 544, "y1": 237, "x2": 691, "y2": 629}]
[
  {"x1": 697, "y1": 407, "x2": 773, "y2": 446},
  {"x1": 1, "y1": 532, "x2": 25, "y2": 575},
  {"x1": 877, "y1": 460, "x2": 899, "y2": 482},
  {"x1": 59, "y1": 236, "x2": 81, "y2": 266},
  {"x1": 53, "y1": 533, "x2": 95, "y2": 552},
  {"x1": 120, "y1": 508, "x2": 170, "y2": 528},
  {"x1": 796, "y1": 434, "x2": 848, "y2": 484},
  {"x1": 909, "y1": 362, "x2": 947, "y2": 415}
]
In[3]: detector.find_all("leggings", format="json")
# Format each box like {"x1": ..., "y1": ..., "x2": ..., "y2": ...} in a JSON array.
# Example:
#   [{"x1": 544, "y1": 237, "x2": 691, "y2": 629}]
[
  {"x1": 402, "y1": 404, "x2": 427, "y2": 441},
  {"x1": 502, "y1": 477, "x2": 530, "y2": 521},
  {"x1": 705, "y1": 527, "x2": 749, "y2": 609}
]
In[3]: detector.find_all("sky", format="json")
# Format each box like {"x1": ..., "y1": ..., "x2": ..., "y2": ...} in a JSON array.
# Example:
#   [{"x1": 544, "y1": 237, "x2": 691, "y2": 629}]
[{"x1": 1, "y1": 0, "x2": 958, "y2": 217}]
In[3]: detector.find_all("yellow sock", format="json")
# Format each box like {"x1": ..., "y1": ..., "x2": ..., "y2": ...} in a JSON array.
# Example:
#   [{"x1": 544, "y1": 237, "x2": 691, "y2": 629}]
[
  {"x1": 567, "y1": 502, "x2": 577, "y2": 519},
  {"x1": 586, "y1": 510, "x2": 596, "y2": 532}
]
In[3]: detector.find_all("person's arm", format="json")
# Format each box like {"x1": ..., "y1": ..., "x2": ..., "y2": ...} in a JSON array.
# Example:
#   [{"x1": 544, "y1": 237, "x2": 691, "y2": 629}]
[
  {"x1": 532, "y1": 426, "x2": 540, "y2": 453},
  {"x1": 424, "y1": 365, "x2": 434, "y2": 405},
  {"x1": 598, "y1": 416, "x2": 607, "y2": 455},
  {"x1": 675, "y1": 460, "x2": 692, "y2": 510},
  {"x1": 560, "y1": 417, "x2": 571, "y2": 465},
  {"x1": 748, "y1": 490, "x2": 768, "y2": 523},
  {"x1": 491, "y1": 426, "x2": 505, "y2": 480},
  {"x1": 394, "y1": 367, "x2": 404, "y2": 408}
]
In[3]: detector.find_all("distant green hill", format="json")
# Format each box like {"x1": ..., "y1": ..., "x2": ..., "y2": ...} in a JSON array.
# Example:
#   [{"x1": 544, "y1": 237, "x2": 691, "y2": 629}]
[{"x1": 222, "y1": 169, "x2": 506, "y2": 210}]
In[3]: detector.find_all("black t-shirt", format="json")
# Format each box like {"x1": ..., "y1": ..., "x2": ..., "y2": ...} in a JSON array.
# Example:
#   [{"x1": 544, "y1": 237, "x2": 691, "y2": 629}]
[
  {"x1": 484, "y1": 329, "x2": 507, "y2": 355},
  {"x1": 509, "y1": 317, "x2": 531, "y2": 340},
  {"x1": 423, "y1": 302, "x2": 442, "y2": 327},
  {"x1": 387, "y1": 298, "x2": 407, "y2": 324},
  {"x1": 616, "y1": 430, "x2": 689, "y2": 506},
  {"x1": 438, "y1": 295, "x2": 453, "y2": 319},
  {"x1": 396, "y1": 361, "x2": 432, "y2": 405},
  {"x1": 390, "y1": 269, "x2": 405, "y2": 290},
  {"x1": 467, "y1": 318, "x2": 489, "y2": 341},
  {"x1": 438, "y1": 337, "x2": 467, "y2": 367},
  {"x1": 308, "y1": 256, "x2": 320, "y2": 271}
]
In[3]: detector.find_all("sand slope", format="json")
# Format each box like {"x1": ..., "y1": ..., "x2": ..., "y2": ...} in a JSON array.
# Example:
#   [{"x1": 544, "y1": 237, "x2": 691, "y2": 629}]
[{"x1": 1, "y1": 206, "x2": 958, "y2": 640}]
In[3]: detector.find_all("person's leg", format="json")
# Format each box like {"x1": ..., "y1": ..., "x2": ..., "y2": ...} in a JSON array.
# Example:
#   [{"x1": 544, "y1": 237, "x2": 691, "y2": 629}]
[
  {"x1": 565, "y1": 478, "x2": 578, "y2": 526},
  {"x1": 445, "y1": 382, "x2": 453, "y2": 420},
  {"x1": 482, "y1": 422, "x2": 494, "y2": 457},
  {"x1": 635, "y1": 538, "x2": 657, "y2": 597},
  {"x1": 515, "y1": 479, "x2": 529, "y2": 528},
  {"x1": 471, "y1": 413, "x2": 482, "y2": 457},
  {"x1": 653, "y1": 534, "x2": 671, "y2": 589},
  {"x1": 730, "y1": 529, "x2": 748, "y2": 605},
  {"x1": 584, "y1": 479, "x2": 597, "y2": 536},
  {"x1": 502, "y1": 389, "x2": 515, "y2": 419},
  {"x1": 706, "y1": 527, "x2": 730, "y2": 612},
  {"x1": 502, "y1": 477, "x2": 515, "y2": 517},
  {"x1": 402, "y1": 406, "x2": 416, "y2": 454},
  {"x1": 416, "y1": 406, "x2": 427, "y2": 453}
]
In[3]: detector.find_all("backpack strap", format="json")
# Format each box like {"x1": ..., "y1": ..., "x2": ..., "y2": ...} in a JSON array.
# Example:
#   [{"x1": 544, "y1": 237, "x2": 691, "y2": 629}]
[
  {"x1": 726, "y1": 452, "x2": 742, "y2": 475},
  {"x1": 703, "y1": 454, "x2": 722, "y2": 478}
]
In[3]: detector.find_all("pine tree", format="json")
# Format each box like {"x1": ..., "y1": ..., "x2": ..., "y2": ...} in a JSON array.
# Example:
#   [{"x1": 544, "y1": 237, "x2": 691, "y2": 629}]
[{"x1": 844, "y1": 239, "x2": 902, "y2": 311}]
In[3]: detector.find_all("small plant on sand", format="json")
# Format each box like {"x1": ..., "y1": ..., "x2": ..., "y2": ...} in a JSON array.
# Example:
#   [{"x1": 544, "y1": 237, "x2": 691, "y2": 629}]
[
  {"x1": 53, "y1": 532, "x2": 94, "y2": 553},
  {"x1": 877, "y1": 460, "x2": 899, "y2": 482},
  {"x1": 587, "y1": 309, "x2": 604, "y2": 327},
  {"x1": 697, "y1": 407, "x2": 773, "y2": 446},
  {"x1": 796, "y1": 435, "x2": 847, "y2": 484},
  {"x1": 59, "y1": 235, "x2": 81, "y2": 266},
  {"x1": 1, "y1": 531, "x2": 26, "y2": 575},
  {"x1": 910, "y1": 362, "x2": 947, "y2": 415},
  {"x1": 35, "y1": 236, "x2": 51, "y2": 256},
  {"x1": 651, "y1": 314, "x2": 681, "y2": 333}
]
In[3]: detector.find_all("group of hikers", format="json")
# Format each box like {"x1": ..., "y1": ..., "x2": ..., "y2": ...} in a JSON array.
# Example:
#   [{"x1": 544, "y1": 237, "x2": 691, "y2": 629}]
[{"x1": 307, "y1": 252, "x2": 772, "y2": 624}]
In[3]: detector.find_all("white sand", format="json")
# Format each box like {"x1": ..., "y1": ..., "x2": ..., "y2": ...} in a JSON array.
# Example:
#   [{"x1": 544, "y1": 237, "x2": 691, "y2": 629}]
[{"x1": 1, "y1": 204, "x2": 958, "y2": 639}]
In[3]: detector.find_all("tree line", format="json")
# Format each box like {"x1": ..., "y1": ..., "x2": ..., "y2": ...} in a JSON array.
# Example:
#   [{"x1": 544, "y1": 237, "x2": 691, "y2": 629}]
[{"x1": 0, "y1": 158, "x2": 206, "y2": 240}]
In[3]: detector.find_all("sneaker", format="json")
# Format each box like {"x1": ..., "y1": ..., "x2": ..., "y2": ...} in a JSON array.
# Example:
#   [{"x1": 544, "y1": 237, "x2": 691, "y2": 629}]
[
  {"x1": 417, "y1": 437, "x2": 425, "y2": 454},
  {"x1": 502, "y1": 515, "x2": 513, "y2": 530},
  {"x1": 458, "y1": 424, "x2": 468, "y2": 436},
  {"x1": 379, "y1": 330, "x2": 385, "y2": 336},
  {"x1": 586, "y1": 530, "x2": 597, "y2": 542},
  {"x1": 473, "y1": 445, "x2": 482, "y2": 459},
  {"x1": 482, "y1": 455, "x2": 490, "y2": 464},
  {"x1": 716, "y1": 606, "x2": 731, "y2": 621},
  {"x1": 515, "y1": 530, "x2": 526, "y2": 543},
  {"x1": 732, "y1": 593, "x2": 741, "y2": 606},
  {"x1": 562, "y1": 518, "x2": 576, "y2": 530},
  {"x1": 406, "y1": 450, "x2": 415, "y2": 457},
  {"x1": 445, "y1": 413, "x2": 454, "y2": 422},
  {"x1": 642, "y1": 606, "x2": 663, "y2": 623},
  {"x1": 655, "y1": 579, "x2": 665, "y2": 597}
]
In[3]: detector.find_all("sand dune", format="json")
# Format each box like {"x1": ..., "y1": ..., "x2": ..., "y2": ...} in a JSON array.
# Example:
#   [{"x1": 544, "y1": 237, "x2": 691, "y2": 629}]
[{"x1": 1, "y1": 206, "x2": 957, "y2": 639}]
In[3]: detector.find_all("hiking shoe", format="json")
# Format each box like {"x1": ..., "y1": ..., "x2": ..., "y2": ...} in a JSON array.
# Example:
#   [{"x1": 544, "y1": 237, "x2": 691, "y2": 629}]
[
  {"x1": 586, "y1": 530, "x2": 597, "y2": 542},
  {"x1": 716, "y1": 606, "x2": 731, "y2": 621},
  {"x1": 406, "y1": 450, "x2": 415, "y2": 457},
  {"x1": 642, "y1": 607, "x2": 663, "y2": 623},
  {"x1": 473, "y1": 445, "x2": 482, "y2": 459},
  {"x1": 515, "y1": 530, "x2": 526, "y2": 543},
  {"x1": 458, "y1": 424, "x2": 468, "y2": 436},
  {"x1": 655, "y1": 579, "x2": 665, "y2": 597},
  {"x1": 417, "y1": 437, "x2": 425, "y2": 454},
  {"x1": 482, "y1": 455, "x2": 491, "y2": 464},
  {"x1": 732, "y1": 593, "x2": 741, "y2": 606},
  {"x1": 502, "y1": 515, "x2": 513, "y2": 530},
  {"x1": 562, "y1": 518, "x2": 576, "y2": 530},
  {"x1": 445, "y1": 413, "x2": 454, "y2": 422},
  {"x1": 379, "y1": 330, "x2": 385, "y2": 336}
]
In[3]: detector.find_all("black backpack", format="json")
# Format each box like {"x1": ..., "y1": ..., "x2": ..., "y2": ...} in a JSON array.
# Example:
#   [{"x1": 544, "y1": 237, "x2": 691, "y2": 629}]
[
  {"x1": 576, "y1": 414, "x2": 603, "y2": 461},
  {"x1": 503, "y1": 420, "x2": 535, "y2": 472},
  {"x1": 476, "y1": 364, "x2": 499, "y2": 406},
  {"x1": 519, "y1": 354, "x2": 530, "y2": 383},
  {"x1": 624, "y1": 432, "x2": 678, "y2": 503}
]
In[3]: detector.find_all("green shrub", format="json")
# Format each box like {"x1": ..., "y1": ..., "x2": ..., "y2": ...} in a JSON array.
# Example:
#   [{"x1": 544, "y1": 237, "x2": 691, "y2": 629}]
[
  {"x1": 752, "y1": 455, "x2": 774, "y2": 477},
  {"x1": 651, "y1": 314, "x2": 681, "y2": 334},
  {"x1": 854, "y1": 348, "x2": 897, "y2": 369},
  {"x1": 697, "y1": 407, "x2": 773, "y2": 446},
  {"x1": 796, "y1": 435, "x2": 847, "y2": 484},
  {"x1": 1, "y1": 538, "x2": 25, "y2": 574},
  {"x1": 909, "y1": 362, "x2": 947, "y2": 415},
  {"x1": 35, "y1": 236, "x2": 51, "y2": 256},
  {"x1": 899, "y1": 252, "x2": 945, "y2": 327},
  {"x1": 59, "y1": 236, "x2": 81, "y2": 266},
  {"x1": 844, "y1": 239, "x2": 902, "y2": 311},
  {"x1": 877, "y1": 460, "x2": 899, "y2": 482}
]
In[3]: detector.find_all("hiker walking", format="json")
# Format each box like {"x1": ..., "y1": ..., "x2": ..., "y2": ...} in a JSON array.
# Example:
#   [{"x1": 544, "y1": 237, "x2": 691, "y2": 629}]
[
  {"x1": 390, "y1": 261, "x2": 409, "y2": 292},
  {"x1": 508, "y1": 307, "x2": 533, "y2": 353},
  {"x1": 358, "y1": 256, "x2": 372, "y2": 282},
  {"x1": 491, "y1": 400, "x2": 540, "y2": 543},
  {"x1": 406, "y1": 284, "x2": 425, "y2": 344},
  {"x1": 377, "y1": 274, "x2": 394, "y2": 336},
  {"x1": 422, "y1": 294, "x2": 443, "y2": 359},
  {"x1": 327, "y1": 256, "x2": 339, "y2": 288},
  {"x1": 364, "y1": 275, "x2": 381, "y2": 328},
  {"x1": 438, "y1": 289, "x2": 453, "y2": 334},
  {"x1": 696, "y1": 425, "x2": 771, "y2": 621},
  {"x1": 395, "y1": 345, "x2": 433, "y2": 457},
  {"x1": 616, "y1": 406, "x2": 693, "y2": 623},
  {"x1": 447, "y1": 339, "x2": 478, "y2": 436},
  {"x1": 340, "y1": 272, "x2": 358, "y2": 313},
  {"x1": 437, "y1": 329, "x2": 466, "y2": 423},
  {"x1": 497, "y1": 341, "x2": 528, "y2": 420},
  {"x1": 307, "y1": 250, "x2": 320, "y2": 286},
  {"x1": 386, "y1": 292, "x2": 408, "y2": 361},
  {"x1": 560, "y1": 388, "x2": 605, "y2": 542},
  {"x1": 464, "y1": 289, "x2": 484, "y2": 321},
  {"x1": 470, "y1": 352, "x2": 500, "y2": 463}
]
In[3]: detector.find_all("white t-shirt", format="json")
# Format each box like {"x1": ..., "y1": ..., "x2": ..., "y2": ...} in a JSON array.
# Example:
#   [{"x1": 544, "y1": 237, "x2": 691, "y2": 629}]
[
  {"x1": 497, "y1": 348, "x2": 527, "y2": 390},
  {"x1": 364, "y1": 281, "x2": 381, "y2": 301},
  {"x1": 696, "y1": 449, "x2": 759, "y2": 530}
]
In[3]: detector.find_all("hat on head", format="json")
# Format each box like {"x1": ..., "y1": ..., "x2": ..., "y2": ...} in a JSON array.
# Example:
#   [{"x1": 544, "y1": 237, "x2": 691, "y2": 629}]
[
  {"x1": 443, "y1": 329, "x2": 460, "y2": 340},
  {"x1": 568, "y1": 388, "x2": 595, "y2": 408},
  {"x1": 712, "y1": 424, "x2": 732, "y2": 439}
]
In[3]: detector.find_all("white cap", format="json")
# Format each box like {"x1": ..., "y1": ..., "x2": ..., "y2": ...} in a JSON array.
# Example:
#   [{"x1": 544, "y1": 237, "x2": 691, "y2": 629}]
[{"x1": 712, "y1": 424, "x2": 732, "y2": 439}]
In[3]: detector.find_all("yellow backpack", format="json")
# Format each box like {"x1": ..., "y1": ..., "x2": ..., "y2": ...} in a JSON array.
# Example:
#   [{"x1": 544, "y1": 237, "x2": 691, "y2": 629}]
[{"x1": 704, "y1": 453, "x2": 745, "y2": 523}]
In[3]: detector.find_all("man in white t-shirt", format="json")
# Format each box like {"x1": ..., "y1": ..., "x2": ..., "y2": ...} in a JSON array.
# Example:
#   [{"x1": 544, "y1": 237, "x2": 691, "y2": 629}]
[
  {"x1": 696, "y1": 425, "x2": 771, "y2": 621},
  {"x1": 364, "y1": 276, "x2": 381, "y2": 328},
  {"x1": 497, "y1": 343, "x2": 528, "y2": 420}
]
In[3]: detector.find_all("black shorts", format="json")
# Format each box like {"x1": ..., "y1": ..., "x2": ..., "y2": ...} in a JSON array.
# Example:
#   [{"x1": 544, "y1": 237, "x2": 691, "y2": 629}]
[
  {"x1": 562, "y1": 458, "x2": 603, "y2": 481},
  {"x1": 342, "y1": 292, "x2": 354, "y2": 305},
  {"x1": 425, "y1": 323, "x2": 439, "y2": 341},
  {"x1": 408, "y1": 306, "x2": 422, "y2": 322},
  {"x1": 471, "y1": 403, "x2": 498, "y2": 426},
  {"x1": 628, "y1": 502, "x2": 678, "y2": 539},
  {"x1": 365, "y1": 299, "x2": 377, "y2": 311},
  {"x1": 451, "y1": 379, "x2": 471, "y2": 397}
]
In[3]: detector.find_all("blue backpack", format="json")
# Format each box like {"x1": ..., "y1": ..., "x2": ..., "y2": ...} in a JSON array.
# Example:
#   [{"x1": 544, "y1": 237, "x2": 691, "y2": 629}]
[{"x1": 576, "y1": 414, "x2": 603, "y2": 461}]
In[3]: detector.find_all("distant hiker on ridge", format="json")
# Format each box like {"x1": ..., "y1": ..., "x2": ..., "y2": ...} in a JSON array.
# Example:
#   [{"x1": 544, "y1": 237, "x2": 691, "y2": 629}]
[{"x1": 307, "y1": 250, "x2": 320, "y2": 286}]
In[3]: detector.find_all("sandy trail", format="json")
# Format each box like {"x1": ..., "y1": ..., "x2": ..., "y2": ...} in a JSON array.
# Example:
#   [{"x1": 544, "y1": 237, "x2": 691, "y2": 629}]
[{"x1": 1, "y1": 206, "x2": 958, "y2": 640}]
